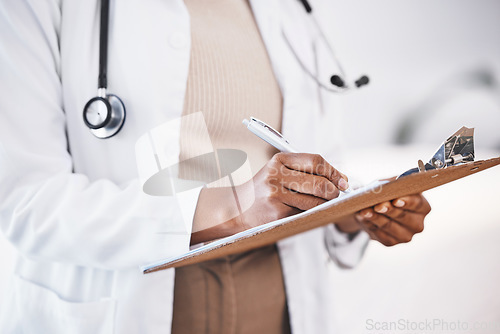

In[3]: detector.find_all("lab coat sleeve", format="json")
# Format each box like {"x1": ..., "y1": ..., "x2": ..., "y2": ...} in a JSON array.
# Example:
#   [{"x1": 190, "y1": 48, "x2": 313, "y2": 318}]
[
  {"x1": 0, "y1": 0, "x2": 199, "y2": 270},
  {"x1": 320, "y1": 175, "x2": 370, "y2": 268}
]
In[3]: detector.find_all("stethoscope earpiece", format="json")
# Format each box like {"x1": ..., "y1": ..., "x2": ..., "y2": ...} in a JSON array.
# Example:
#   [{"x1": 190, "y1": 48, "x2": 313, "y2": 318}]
[
  {"x1": 331, "y1": 75, "x2": 370, "y2": 89},
  {"x1": 330, "y1": 75, "x2": 346, "y2": 88},
  {"x1": 355, "y1": 75, "x2": 370, "y2": 88}
]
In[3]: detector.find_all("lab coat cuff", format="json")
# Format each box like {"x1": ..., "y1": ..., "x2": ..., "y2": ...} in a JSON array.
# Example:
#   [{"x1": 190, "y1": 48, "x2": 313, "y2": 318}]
[
  {"x1": 324, "y1": 224, "x2": 370, "y2": 269},
  {"x1": 330, "y1": 224, "x2": 358, "y2": 245}
]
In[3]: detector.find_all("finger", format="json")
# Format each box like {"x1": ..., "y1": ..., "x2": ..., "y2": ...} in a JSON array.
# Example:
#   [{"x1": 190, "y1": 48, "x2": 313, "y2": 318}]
[
  {"x1": 391, "y1": 194, "x2": 431, "y2": 215},
  {"x1": 385, "y1": 209, "x2": 424, "y2": 234},
  {"x1": 360, "y1": 221, "x2": 380, "y2": 239},
  {"x1": 339, "y1": 171, "x2": 349, "y2": 182},
  {"x1": 358, "y1": 208, "x2": 390, "y2": 229},
  {"x1": 374, "y1": 202, "x2": 424, "y2": 234},
  {"x1": 274, "y1": 153, "x2": 349, "y2": 191},
  {"x1": 374, "y1": 201, "x2": 404, "y2": 218},
  {"x1": 279, "y1": 169, "x2": 339, "y2": 200},
  {"x1": 358, "y1": 220, "x2": 399, "y2": 246},
  {"x1": 357, "y1": 210, "x2": 414, "y2": 243},
  {"x1": 278, "y1": 186, "x2": 327, "y2": 211},
  {"x1": 372, "y1": 228, "x2": 401, "y2": 247}
]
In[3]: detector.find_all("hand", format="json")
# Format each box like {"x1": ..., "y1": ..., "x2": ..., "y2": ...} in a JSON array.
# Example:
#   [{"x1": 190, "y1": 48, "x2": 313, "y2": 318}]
[
  {"x1": 355, "y1": 194, "x2": 431, "y2": 246},
  {"x1": 191, "y1": 153, "x2": 348, "y2": 244},
  {"x1": 236, "y1": 152, "x2": 349, "y2": 227}
]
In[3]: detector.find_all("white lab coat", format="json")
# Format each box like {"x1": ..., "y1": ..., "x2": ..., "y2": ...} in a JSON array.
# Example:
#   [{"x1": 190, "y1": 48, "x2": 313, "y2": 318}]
[{"x1": 0, "y1": 0, "x2": 369, "y2": 333}]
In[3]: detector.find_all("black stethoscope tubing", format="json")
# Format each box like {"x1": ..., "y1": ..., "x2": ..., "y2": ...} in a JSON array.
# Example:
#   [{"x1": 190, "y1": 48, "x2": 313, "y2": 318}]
[{"x1": 98, "y1": 0, "x2": 109, "y2": 91}]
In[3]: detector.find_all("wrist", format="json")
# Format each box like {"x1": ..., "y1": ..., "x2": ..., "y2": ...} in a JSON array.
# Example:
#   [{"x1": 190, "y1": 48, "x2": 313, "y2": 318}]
[
  {"x1": 191, "y1": 185, "x2": 247, "y2": 244},
  {"x1": 190, "y1": 217, "x2": 242, "y2": 245}
]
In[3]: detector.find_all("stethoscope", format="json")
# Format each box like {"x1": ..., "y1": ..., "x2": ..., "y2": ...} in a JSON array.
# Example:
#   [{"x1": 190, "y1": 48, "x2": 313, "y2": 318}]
[
  {"x1": 291, "y1": 0, "x2": 370, "y2": 92},
  {"x1": 82, "y1": 0, "x2": 125, "y2": 139},
  {"x1": 83, "y1": 0, "x2": 369, "y2": 139}
]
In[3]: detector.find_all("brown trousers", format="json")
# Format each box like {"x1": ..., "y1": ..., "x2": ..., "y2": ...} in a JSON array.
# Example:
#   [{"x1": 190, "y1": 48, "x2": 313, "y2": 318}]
[{"x1": 171, "y1": 244, "x2": 291, "y2": 334}]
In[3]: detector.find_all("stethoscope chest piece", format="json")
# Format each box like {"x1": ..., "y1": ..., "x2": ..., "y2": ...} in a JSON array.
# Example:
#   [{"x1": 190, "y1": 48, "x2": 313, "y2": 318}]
[{"x1": 83, "y1": 93, "x2": 126, "y2": 139}]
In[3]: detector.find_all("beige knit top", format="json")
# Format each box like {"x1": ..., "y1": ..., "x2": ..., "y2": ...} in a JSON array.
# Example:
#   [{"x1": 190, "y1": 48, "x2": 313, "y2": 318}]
[
  {"x1": 172, "y1": 1, "x2": 290, "y2": 334},
  {"x1": 179, "y1": 0, "x2": 283, "y2": 177}
]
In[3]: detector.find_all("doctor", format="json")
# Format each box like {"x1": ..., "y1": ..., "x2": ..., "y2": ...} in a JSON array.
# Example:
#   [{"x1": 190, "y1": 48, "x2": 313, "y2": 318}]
[{"x1": 0, "y1": 0, "x2": 430, "y2": 333}]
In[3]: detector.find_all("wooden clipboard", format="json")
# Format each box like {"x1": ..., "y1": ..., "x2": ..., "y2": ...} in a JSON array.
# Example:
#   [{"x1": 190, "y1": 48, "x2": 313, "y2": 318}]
[{"x1": 142, "y1": 157, "x2": 500, "y2": 274}]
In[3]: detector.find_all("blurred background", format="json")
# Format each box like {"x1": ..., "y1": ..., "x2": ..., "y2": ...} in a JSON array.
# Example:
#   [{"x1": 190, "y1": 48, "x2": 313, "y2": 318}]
[
  {"x1": 315, "y1": 0, "x2": 500, "y2": 332},
  {"x1": 319, "y1": 0, "x2": 500, "y2": 151},
  {"x1": 1, "y1": 0, "x2": 499, "y2": 331}
]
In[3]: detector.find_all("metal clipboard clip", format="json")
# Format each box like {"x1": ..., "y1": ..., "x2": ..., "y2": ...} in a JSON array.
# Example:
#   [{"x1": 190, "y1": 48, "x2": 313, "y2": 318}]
[{"x1": 398, "y1": 126, "x2": 475, "y2": 178}]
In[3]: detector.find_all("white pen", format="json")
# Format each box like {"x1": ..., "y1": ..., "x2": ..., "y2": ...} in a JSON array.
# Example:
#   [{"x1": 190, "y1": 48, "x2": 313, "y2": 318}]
[{"x1": 242, "y1": 117, "x2": 351, "y2": 193}]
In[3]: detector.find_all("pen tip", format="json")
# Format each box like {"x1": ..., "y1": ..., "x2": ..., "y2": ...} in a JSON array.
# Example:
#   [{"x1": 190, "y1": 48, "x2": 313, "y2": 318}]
[{"x1": 242, "y1": 119, "x2": 249, "y2": 127}]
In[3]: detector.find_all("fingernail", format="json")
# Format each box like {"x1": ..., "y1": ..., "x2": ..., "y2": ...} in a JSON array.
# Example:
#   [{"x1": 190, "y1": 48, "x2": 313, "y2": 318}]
[
  {"x1": 338, "y1": 178, "x2": 349, "y2": 191},
  {"x1": 375, "y1": 206, "x2": 388, "y2": 213},
  {"x1": 394, "y1": 200, "x2": 405, "y2": 207},
  {"x1": 363, "y1": 211, "x2": 373, "y2": 218}
]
